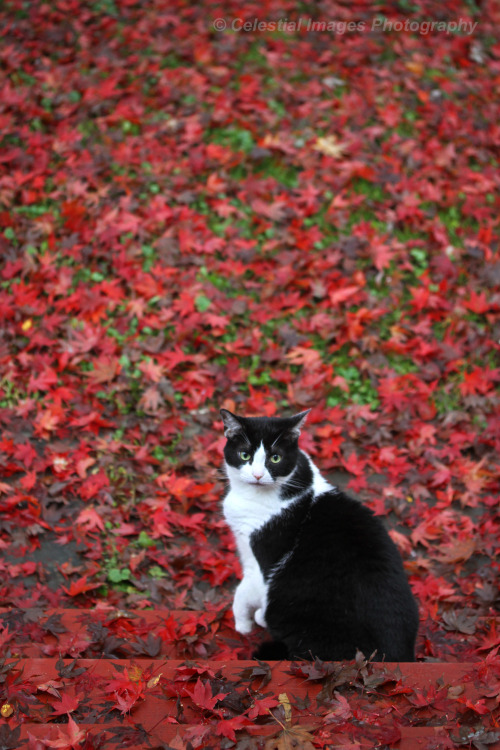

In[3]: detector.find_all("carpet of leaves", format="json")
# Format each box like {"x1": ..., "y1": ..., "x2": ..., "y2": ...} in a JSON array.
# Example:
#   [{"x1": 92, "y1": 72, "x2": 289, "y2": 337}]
[{"x1": 0, "y1": 0, "x2": 499, "y2": 747}]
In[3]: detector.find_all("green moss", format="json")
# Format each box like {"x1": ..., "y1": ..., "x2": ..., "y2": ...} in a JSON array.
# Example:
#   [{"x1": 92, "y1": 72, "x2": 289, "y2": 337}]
[
  {"x1": 149, "y1": 565, "x2": 168, "y2": 579},
  {"x1": 91, "y1": 0, "x2": 118, "y2": 16},
  {"x1": 409, "y1": 247, "x2": 429, "y2": 275},
  {"x1": 267, "y1": 98, "x2": 287, "y2": 118},
  {"x1": 209, "y1": 126, "x2": 255, "y2": 153},
  {"x1": 326, "y1": 363, "x2": 380, "y2": 408},
  {"x1": 252, "y1": 157, "x2": 300, "y2": 188},
  {"x1": 433, "y1": 384, "x2": 462, "y2": 415},
  {"x1": 0, "y1": 377, "x2": 25, "y2": 408},
  {"x1": 352, "y1": 178, "x2": 389, "y2": 202}
]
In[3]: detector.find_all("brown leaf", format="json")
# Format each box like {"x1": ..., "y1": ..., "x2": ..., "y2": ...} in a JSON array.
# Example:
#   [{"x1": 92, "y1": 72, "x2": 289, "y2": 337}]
[
  {"x1": 435, "y1": 538, "x2": 476, "y2": 564},
  {"x1": 139, "y1": 385, "x2": 164, "y2": 414},
  {"x1": 168, "y1": 735, "x2": 188, "y2": 750},
  {"x1": 238, "y1": 660, "x2": 272, "y2": 690},
  {"x1": 442, "y1": 610, "x2": 478, "y2": 635},
  {"x1": 448, "y1": 684, "x2": 465, "y2": 699},
  {"x1": 87, "y1": 357, "x2": 120, "y2": 384},
  {"x1": 265, "y1": 726, "x2": 316, "y2": 750}
]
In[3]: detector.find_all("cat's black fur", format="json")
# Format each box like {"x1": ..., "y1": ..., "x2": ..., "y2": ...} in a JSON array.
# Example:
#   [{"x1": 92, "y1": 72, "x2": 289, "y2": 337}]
[
  {"x1": 252, "y1": 486, "x2": 419, "y2": 661},
  {"x1": 222, "y1": 410, "x2": 419, "y2": 662}
]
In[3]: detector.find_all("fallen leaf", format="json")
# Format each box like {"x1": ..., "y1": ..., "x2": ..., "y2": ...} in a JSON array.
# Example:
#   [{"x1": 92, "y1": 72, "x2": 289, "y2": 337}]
[{"x1": 312, "y1": 135, "x2": 348, "y2": 158}]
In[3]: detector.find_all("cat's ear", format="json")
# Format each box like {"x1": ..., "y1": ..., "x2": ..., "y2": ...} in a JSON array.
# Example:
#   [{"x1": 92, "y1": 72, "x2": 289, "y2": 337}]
[
  {"x1": 286, "y1": 409, "x2": 311, "y2": 439},
  {"x1": 220, "y1": 409, "x2": 244, "y2": 439}
]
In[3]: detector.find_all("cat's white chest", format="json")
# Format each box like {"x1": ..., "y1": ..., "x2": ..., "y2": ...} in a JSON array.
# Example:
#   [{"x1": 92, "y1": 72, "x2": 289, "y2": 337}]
[{"x1": 223, "y1": 484, "x2": 284, "y2": 537}]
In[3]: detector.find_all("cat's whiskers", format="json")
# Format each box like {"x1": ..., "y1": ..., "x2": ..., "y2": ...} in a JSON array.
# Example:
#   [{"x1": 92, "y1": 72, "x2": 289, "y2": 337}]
[
  {"x1": 216, "y1": 468, "x2": 230, "y2": 480},
  {"x1": 270, "y1": 430, "x2": 285, "y2": 448},
  {"x1": 281, "y1": 478, "x2": 308, "y2": 490}
]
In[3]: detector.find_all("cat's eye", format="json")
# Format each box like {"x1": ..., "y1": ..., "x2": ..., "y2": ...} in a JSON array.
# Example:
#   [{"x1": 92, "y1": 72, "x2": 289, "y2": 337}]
[
  {"x1": 239, "y1": 451, "x2": 251, "y2": 461},
  {"x1": 270, "y1": 454, "x2": 282, "y2": 463}
]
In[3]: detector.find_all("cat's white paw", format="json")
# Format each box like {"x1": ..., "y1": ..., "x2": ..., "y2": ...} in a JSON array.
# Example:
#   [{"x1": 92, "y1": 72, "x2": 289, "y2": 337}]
[
  {"x1": 254, "y1": 608, "x2": 267, "y2": 628},
  {"x1": 234, "y1": 616, "x2": 254, "y2": 635}
]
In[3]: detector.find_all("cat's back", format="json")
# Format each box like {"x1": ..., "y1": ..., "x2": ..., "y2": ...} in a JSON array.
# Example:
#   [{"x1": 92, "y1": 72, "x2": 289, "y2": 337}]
[
  {"x1": 299, "y1": 487, "x2": 404, "y2": 570},
  {"x1": 267, "y1": 486, "x2": 418, "y2": 655}
]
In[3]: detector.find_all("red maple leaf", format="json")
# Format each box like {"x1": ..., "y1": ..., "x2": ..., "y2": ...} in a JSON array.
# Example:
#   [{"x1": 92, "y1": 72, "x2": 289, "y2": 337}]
[
  {"x1": 460, "y1": 366, "x2": 499, "y2": 396},
  {"x1": 464, "y1": 290, "x2": 491, "y2": 314},
  {"x1": 76, "y1": 507, "x2": 105, "y2": 532},
  {"x1": 41, "y1": 716, "x2": 86, "y2": 748},
  {"x1": 62, "y1": 575, "x2": 101, "y2": 597},
  {"x1": 138, "y1": 359, "x2": 164, "y2": 382},
  {"x1": 215, "y1": 715, "x2": 252, "y2": 740},
  {"x1": 185, "y1": 678, "x2": 226, "y2": 711},
  {"x1": 329, "y1": 284, "x2": 360, "y2": 306},
  {"x1": 324, "y1": 691, "x2": 353, "y2": 722},
  {"x1": 28, "y1": 366, "x2": 59, "y2": 392},
  {"x1": 247, "y1": 695, "x2": 279, "y2": 719},
  {"x1": 50, "y1": 693, "x2": 80, "y2": 716},
  {"x1": 251, "y1": 198, "x2": 288, "y2": 221}
]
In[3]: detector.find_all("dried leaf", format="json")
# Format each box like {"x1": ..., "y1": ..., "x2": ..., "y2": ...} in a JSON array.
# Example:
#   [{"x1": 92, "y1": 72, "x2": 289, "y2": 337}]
[{"x1": 312, "y1": 135, "x2": 348, "y2": 159}]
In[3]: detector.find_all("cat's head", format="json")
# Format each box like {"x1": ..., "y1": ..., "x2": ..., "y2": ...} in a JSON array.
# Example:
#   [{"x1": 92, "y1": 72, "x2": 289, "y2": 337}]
[{"x1": 220, "y1": 409, "x2": 310, "y2": 488}]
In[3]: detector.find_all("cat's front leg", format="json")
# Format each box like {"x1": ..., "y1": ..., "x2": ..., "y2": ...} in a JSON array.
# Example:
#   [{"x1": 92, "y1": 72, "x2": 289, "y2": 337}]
[
  {"x1": 254, "y1": 607, "x2": 267, "y2": 629},
  {"x1": 232, "y1": 568, "x2": 266, "y2": 635},
  {"x1": 233, "y1": 584, "x2": 254, "y2": 634}
]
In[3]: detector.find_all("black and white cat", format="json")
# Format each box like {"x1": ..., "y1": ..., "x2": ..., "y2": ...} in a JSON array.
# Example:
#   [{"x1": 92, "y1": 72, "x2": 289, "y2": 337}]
[{"x1": 221, "y1": 408, "x2": 419, "y2": 661}]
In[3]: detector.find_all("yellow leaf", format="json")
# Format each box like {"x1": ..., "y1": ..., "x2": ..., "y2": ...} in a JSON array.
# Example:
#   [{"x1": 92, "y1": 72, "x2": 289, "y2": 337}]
[
  {"x1": 147, "y1": 673, "x2": 162, "y2": 688},
  {"x1": 1, "y1": 703, "x2": 13, "y2": 717},
  {"x1": 128, "y1": 665, "x2": 143, "y2": 682},
  {"x1": 278, "y1": 692, "x2": 292, "y2": 726},
  {"x1": 405, "y1": 60, "x2": 424, "y2": 76}
]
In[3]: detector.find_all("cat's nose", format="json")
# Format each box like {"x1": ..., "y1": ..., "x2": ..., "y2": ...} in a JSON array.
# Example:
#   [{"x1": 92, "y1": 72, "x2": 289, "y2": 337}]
[{"x1": 253, "y1": 472, "x2": 263, "y2": 480}]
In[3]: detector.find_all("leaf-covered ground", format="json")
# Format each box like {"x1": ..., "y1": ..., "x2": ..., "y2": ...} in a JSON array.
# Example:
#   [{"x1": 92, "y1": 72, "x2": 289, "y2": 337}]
[{"x1": 0, "y1": 0, "x2": 499, "y2": 680}]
